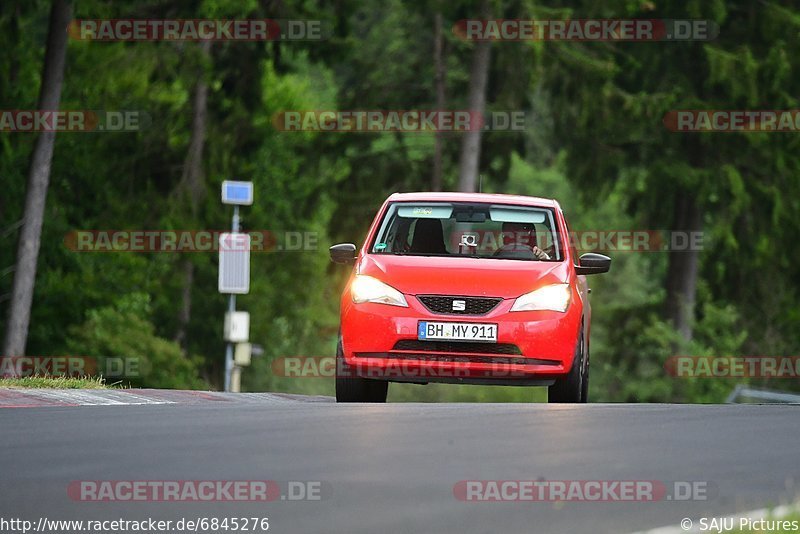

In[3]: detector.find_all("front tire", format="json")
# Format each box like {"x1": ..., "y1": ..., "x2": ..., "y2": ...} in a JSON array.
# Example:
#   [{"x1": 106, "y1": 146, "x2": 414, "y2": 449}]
[
  {"x1": 548, "y1": 325, "x2": 588, "y2": 403},
  {"x1": 335, "y1": 337, "x2": 388, "y2": 403}
]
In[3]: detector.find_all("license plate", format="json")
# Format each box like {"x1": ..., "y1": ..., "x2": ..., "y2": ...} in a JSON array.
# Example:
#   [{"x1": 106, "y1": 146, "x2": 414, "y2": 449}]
[{"x1": 417, "y1": 321, "x2": 498, "y2": 342}]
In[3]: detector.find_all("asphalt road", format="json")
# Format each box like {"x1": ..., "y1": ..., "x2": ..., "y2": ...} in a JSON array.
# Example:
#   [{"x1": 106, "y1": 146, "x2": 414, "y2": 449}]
[{"x1": 1, "y1": 397, "x2": 798, "y2": 534}]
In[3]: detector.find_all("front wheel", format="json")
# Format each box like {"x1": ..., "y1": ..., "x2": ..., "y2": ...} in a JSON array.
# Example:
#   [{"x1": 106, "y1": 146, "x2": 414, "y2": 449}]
[
  {"x1": 548, "y1": 325, "x2": 588, "y2": 403},
  {"x1": 335, "y1": 337, "x2": 388, "y2": 403}
]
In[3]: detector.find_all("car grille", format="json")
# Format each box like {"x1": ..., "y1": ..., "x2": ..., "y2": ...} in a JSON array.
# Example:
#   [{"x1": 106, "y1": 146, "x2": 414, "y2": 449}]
[
  {"x1": 417, "y1": 295, "x2": 502, "y2": 315},
  {"x1": 392, "y1": 340, "x2": 521, "y2": 355}
]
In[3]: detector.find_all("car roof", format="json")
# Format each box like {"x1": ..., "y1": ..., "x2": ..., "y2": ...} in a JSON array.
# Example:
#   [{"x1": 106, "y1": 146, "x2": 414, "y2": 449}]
[{"x1": 387, "y1": 191, "x2": 559, "y2": 209}]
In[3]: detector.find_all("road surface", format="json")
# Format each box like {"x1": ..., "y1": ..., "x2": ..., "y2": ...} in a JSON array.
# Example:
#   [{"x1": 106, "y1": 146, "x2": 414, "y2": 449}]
[{"x1": 0, "y1": 390, "x2": 798, "y2": 534}]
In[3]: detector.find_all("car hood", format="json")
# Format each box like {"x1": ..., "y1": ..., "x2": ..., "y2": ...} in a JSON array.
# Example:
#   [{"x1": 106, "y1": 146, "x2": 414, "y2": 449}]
[{"x1": 357, "y1": 254, "x2": 569, "y2": 299}]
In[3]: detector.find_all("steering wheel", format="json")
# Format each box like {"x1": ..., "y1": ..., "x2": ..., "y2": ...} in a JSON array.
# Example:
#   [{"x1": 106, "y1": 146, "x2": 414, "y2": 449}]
[{"x1": 493, "y1": 244, "x2": 537, "y2": 260}]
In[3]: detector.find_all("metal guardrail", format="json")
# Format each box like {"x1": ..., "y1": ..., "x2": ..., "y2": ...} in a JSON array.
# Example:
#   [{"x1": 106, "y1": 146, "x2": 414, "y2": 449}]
[{"x1": 726, "y1": 384, "x2": 800, "y2": 404}]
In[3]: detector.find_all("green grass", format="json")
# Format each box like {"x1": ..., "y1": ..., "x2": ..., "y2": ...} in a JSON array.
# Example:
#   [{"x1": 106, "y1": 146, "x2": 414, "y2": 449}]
[{"x1": 0, "y1": 376, "x2": 109, "y2": 389}]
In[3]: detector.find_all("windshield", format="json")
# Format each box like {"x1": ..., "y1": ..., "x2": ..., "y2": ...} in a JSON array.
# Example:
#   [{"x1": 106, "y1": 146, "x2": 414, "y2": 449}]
[{"x1": 370, "y1": 202, "x2": 561, "y2": 261}]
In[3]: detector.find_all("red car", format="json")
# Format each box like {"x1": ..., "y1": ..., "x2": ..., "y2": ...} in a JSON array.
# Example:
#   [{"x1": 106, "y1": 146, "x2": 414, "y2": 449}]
[{"x1": 330, "y1": 192, "x2": 610, "y2": 403}]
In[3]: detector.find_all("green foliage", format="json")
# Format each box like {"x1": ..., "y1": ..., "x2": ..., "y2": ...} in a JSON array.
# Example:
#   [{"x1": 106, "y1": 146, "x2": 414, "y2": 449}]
[
  {"x1": 594, "y1": 302, "x2": 744, "y2": 403},
  {"x1": 66, "y1": 293, "x2": 206, "y2": 389}
]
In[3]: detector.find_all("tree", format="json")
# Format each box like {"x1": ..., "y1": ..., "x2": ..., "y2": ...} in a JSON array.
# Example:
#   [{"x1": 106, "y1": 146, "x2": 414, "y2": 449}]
[
  {"x1": 432, "y1": 11, "x2": 446, "y2": 191},
  {"x1": 3, "y1": 0, "x2": 72, "y2": 357},
  {"x1": 173, "y1": 41, "x2": 211, "y2": 351},
  {"x1": 457, "y1": 0, "x2": 492, "y2": 192}
]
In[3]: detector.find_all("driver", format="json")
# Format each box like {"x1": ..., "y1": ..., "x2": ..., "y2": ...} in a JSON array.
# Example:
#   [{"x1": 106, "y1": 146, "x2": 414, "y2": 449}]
[{"x1": 498, "y1": 221, "x2": 550, "y2": 260}]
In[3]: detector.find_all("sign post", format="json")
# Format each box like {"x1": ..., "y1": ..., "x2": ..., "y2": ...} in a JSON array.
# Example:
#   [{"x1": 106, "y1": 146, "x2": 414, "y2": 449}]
[{"x1": 219, "y1": 181, "x2": 253, "y2": 392}]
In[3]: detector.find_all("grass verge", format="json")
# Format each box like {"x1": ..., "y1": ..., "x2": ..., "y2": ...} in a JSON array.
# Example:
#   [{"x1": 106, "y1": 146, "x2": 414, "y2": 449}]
[{"x1": 0, "y1": 376, "x2": 109, "y2": 389}]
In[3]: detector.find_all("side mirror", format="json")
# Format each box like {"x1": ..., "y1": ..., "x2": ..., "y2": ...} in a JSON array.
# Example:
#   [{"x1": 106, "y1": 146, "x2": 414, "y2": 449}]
[
  {"x1": 575, "y1": 253, "x2": 611, "y2": 275},
  {"x1": 330, "y1": 243, "x2": 357, "y2": 264}
]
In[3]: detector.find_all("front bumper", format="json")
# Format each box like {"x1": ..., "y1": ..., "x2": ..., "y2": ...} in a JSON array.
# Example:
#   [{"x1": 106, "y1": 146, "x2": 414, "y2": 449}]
[{"x1": 340, "y1": 293, "x2": 582, "y2": 385}]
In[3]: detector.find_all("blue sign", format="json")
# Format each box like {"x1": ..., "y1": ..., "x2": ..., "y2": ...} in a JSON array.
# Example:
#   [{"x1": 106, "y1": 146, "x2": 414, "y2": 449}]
[{"x1": 221, "y1": 180, "x2": 254, "y2": 205}]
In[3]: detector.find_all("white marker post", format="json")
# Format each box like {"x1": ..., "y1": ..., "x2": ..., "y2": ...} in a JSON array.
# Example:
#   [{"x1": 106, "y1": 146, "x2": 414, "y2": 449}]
[{"x1": 219, "y1": 181, "x2": 253, "y2": 392}]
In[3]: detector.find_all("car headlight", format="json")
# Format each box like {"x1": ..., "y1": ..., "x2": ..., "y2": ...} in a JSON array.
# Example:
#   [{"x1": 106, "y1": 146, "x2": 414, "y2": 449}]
[
  {"x1": 510, "y1": 283, "x2": 571, "y2": 312},
  {"x1": 351, "y1": 275, "x2": 408, "y2": 307}
]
